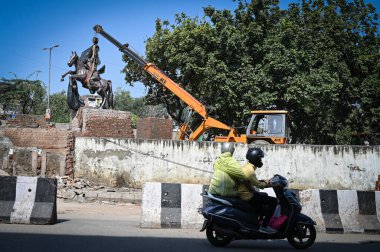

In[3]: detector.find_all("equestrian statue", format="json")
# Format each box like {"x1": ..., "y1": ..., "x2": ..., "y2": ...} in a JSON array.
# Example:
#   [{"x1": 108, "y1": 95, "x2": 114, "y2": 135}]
[{"x1": 61, "y1": 37, "x2": 113, "y2": 111}]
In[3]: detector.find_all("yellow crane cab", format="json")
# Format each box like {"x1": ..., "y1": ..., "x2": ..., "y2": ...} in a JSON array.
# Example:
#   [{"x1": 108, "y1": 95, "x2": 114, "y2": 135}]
[{"x1": 246, "y1": 110, "x2": 289, "y2": 144}]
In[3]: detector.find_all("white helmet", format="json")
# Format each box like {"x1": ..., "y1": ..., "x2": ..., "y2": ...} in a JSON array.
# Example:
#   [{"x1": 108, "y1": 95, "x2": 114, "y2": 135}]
[{"x1": 221, "y1": 142, "x2": 235, "y2": 154}]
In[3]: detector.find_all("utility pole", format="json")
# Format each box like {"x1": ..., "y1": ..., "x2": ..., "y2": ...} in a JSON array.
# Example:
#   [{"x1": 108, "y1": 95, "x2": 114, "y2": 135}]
[{"x1": 43, "y1": 44, "x2": 59, "y2": 122}]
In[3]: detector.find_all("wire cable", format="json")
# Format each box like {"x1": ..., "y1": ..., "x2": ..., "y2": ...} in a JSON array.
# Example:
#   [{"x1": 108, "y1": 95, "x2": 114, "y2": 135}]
[{"x1": 101, "y1": 138, "x2": 213, "y2": 174}]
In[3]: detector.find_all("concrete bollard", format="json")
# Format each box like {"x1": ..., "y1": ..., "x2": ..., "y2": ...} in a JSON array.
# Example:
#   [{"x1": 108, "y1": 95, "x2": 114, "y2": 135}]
[
  {"x1": 141, "y1": 182, "x2": 205, "y2": 229},
  {"x1": 0, "y1": 176, "x2": 57, "y2": 224},
  {"x1": 141, "y1": 183, "x2": 380, "y2": 234}
]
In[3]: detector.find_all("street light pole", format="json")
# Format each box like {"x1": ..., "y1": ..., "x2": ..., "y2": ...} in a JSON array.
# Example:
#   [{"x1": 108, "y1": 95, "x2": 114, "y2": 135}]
[{"x1": 43, "y1": 44, "x2": 59, "y2": 121}]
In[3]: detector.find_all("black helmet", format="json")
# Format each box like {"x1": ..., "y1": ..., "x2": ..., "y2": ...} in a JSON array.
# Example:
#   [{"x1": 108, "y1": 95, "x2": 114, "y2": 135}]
[{"x1": 246, "y1": 147, "x2": 265, "y2": 168}]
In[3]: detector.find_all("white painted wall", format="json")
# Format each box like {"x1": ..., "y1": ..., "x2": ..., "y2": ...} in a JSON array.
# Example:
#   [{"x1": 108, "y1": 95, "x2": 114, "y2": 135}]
[{"x1": 73, "y1": 138, "x2": 380, "y2": 190}]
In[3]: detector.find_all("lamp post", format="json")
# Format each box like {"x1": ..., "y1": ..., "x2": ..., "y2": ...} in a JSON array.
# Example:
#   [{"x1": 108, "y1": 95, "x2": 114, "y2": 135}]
[{"x1": 43, "y1": 44, "x2": 59, "y2": 121}]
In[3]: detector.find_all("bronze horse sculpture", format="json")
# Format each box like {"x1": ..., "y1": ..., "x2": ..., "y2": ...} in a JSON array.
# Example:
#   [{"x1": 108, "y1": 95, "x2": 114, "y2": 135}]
[{"x1": 61, "y1": 51, "x2": 113, "y2": 110}]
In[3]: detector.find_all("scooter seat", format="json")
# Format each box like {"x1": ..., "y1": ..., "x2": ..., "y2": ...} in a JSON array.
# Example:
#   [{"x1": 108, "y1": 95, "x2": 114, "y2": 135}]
[{"x1": 206, "y1": 192, "x2": 256, "y2": 213}]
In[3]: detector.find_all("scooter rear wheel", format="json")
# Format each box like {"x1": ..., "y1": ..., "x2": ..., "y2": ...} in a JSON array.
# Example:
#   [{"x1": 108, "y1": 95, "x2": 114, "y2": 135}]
[
  {"x1": 287, "y1": 223, "x2": 316, "y2": 249},
  {"x1": 206, "y1": 226, "x2": 232, "y2": 247}
]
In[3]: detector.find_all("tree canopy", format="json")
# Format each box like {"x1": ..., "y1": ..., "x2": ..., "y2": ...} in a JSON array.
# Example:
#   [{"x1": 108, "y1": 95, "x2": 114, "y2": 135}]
[
  {"x1": 0, "y1": 78, "x2": 70, "y2": 123},
  {"x1": 113, "y1": 87, "x2": 168, "y2": 128},
  {"x1": 122, "y1": 0, "x2": 380, "y2": 144},
  {"x1": 0, "y1": 78, "x2": 46, "y2": 115},
  {"x1": 50, "y1": 90, "x2": 70, "y2": 123}
]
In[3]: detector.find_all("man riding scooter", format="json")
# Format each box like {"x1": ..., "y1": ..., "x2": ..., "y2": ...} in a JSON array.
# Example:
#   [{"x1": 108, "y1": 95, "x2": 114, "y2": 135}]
[
  {"x1": 208, "y1": 144, "x2": 277, "y2": 234},
  {"x1": 238, "y1": 147, "x2": 278, "y2": 234},
  {"x1": 201, "y1": 145, "x2": 317, "y2": 249}
]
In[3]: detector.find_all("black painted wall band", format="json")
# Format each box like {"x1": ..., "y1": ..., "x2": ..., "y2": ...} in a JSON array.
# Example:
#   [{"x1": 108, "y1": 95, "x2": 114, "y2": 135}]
[
  {"x1": 161, "y1": 183, "x2": 181, "y2": 228},
  {"x1": 356, "y1": 191, "x2": 380, "y2": 234},
  {"x1": 30, "y1": 178, "x2": 57, "y2": 224},
  {"x1": 319, "y1": 190, "x2": 344, "y2": 233},
  {"x1": 0, "y1": 176, "x2": 17, "y2": 223},
  {"x1": 357, "y1": 191, "x2": 376, "y2": 215}
]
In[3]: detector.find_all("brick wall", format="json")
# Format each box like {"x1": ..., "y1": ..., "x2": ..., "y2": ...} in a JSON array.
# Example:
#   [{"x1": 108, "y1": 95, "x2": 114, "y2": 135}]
[
  {"x1": 2, "y1": 128, "x2": 72, "y2": 177},
  {"x1": 65, "y1": 132, "x2": 75, "y2": 176},
  {"x1": 136, "y1": 117, "x2": 173, "y2": 139},
  {"x1": 5, "y1": 114, "x2": 46, "y2": 128},
  {"x1": 3, "y1": 128, "x2": 69, "y2": 149},
  {"x1": 79, "y1": 108, "x2": 134, "y2": 138}
]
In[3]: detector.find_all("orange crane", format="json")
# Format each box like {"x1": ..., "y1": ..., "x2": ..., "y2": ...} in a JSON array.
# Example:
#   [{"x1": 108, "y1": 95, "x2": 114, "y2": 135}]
[{"x1": 94, "y1": 25, "x2": 288, "y2": 144}]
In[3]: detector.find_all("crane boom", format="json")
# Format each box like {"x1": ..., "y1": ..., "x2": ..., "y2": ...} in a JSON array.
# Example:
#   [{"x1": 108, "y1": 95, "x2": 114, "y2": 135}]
[{"x1": 93, "y1": 24, "x2": 242, "y2": 141}]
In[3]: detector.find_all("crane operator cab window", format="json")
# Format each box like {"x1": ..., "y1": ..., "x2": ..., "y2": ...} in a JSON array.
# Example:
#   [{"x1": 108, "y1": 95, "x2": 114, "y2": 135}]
[{"x1": 247, "y1": 113, "x2": 286, "y2": 137}]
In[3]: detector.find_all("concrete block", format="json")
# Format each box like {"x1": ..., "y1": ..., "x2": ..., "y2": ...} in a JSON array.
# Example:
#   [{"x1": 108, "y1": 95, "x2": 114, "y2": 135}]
[
  {"x1": 0, "y1": 176, "x2": 57, "y2": 224},
  {"x1": 299, "y1": 189, "x2": 325, "y2": 232},
  {"x1": 121, "y1": 191, "x2": 139, "y2": 204},
  {"x1": 319, "y1": 190, "x2": 344, "y2": 233},
  {"x1": 97, "y1": 192, "x2": 111, "y2": 200},
  {"x1": 181, "y1": 184, "x2": 203, "y2": 228},
  {"x1": 83, "y1": 190, "x2": 98, "y2": 199},
  {"x1": 356, "y1": 191, "x2": 380, "y2": 233},
  {"x1": 161, "y1": 183, "x2": 181, "y2": 228},
  {"x1": 141, "y1": 183, "x2": 380, "y2": 234},
  {"x1": 141, "y1": 182, "x2": 161, "y2": 228},
  {"x1": 337, "y1": 190, "x2": 361, "y2": 232}
]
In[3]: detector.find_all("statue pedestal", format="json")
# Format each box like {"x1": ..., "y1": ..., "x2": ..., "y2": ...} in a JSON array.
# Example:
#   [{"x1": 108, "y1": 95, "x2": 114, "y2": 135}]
[{"x1": 70, "y1": 108, "x2": 134, "y2": 138}]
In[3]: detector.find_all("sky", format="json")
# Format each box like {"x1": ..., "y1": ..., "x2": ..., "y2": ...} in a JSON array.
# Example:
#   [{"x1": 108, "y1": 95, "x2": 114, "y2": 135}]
[{"x1": 1, "y1": 0, "x2": 379, "y2": 98}]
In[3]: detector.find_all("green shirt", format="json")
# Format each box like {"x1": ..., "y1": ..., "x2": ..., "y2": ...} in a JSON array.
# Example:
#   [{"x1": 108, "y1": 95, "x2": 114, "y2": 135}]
[{"x1": 208, "y1": 152, "x2": 246, "y2": 197}]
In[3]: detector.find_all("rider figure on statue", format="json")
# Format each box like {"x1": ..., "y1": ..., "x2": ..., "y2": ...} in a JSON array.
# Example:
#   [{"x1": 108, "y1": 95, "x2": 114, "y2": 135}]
[{"x1": 81, "y1": 37, "x2": 103, "y2": 92}]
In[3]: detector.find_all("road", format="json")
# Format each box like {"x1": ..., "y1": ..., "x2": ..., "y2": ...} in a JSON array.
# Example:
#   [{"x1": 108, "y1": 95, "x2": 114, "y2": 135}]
[{"x1": 0, "y1": 199, "x2": 379, "y2": 252}]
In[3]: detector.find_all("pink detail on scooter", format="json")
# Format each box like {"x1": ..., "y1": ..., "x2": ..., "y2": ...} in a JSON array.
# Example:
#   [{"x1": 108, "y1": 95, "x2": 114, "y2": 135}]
[{"x1": 269, "y1": 215, "x2": 288, "y2": 230}]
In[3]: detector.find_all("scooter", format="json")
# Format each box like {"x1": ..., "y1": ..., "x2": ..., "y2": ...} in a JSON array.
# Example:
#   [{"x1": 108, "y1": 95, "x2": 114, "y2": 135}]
[{"x1": 200, "y1": 174, "x2": 316, "y2": 249}]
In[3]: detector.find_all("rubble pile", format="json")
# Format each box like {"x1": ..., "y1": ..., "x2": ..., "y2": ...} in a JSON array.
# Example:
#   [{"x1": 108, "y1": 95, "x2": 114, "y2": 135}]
[{"x1": 57, "y1": 176, "x2": 141, "y2": 204}]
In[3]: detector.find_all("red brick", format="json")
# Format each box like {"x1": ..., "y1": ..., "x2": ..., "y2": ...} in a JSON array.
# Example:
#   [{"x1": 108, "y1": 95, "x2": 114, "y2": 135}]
[{"x1": 136, "y1": 117, "x2": 172, "y2": 139}]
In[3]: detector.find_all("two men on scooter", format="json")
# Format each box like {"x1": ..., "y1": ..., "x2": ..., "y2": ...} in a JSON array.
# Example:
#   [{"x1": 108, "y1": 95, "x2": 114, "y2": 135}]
[{"x1": 208, "y1": 143, "x2": 278, "y2": 234}]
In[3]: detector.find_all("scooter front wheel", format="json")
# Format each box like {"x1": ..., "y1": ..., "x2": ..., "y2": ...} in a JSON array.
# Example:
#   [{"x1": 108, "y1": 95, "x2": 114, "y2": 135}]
[
  {"x1": 287, "y1": 223, "x2": 316, "y2": 249},
  {"x1": 206, "y1": 226, "x2": 232, "y2": 247}
]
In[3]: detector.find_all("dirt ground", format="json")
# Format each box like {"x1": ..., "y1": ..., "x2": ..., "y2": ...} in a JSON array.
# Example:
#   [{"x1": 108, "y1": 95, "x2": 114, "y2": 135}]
[{"x1": 57, "y1": 198, "x2": 141, "y2": 221}]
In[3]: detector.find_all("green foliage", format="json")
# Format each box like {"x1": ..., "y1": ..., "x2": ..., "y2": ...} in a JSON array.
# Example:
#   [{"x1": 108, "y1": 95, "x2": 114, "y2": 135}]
[
  {"x1": 0, "y1": 78, "x2": 46, "y2": 115},
  {"x1": 121, "y1": 0, "x2": 380, "y2": 144},
  {"x1": 113, "y1": 87, "x2": 168, "y2": 128},
  {"x1": 50, "y1": 90, "x2": 70, "y2": 123},
  {"x1": 113, "y1": 87, "x2": 145, "y2": 114}
]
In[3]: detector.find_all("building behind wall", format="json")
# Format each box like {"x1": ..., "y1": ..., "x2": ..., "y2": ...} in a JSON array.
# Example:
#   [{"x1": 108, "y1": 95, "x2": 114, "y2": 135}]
[{"x1": 81, "y1": 94, "x2": 103, "y2": 108}]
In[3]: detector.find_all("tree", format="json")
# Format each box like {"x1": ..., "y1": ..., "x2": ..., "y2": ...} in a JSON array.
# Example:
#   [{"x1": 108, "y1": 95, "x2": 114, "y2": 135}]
[
  {"x1": 0, "y1": 78, "x2": 46, "y2": 115},
  {"x1": 50, "y1": 90, "x2": 70, "y2": 123},
  {"x1": 113, "y1": 87, "x2": 168, "y2": 128},
  {"x1": 280, "y1": 0, "x2": 380, "y2": 144},
  {"x1": 122, "y1": 0, "x2": 379, "y2": 144}
]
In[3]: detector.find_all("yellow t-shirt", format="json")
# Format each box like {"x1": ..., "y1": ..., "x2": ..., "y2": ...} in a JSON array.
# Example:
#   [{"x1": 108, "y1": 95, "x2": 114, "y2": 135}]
[{"x1": 237, "y1": 162, "x2": 267, "y2": 201}]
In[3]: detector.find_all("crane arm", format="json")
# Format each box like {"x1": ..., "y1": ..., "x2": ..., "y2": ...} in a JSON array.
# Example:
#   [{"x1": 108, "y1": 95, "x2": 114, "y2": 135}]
[
  {"x1": 93, "y1": 25, "x2": 236, "y2": 140},
  {"x1": 94, "y1": 25, "x2": 212, "y2": 118}
]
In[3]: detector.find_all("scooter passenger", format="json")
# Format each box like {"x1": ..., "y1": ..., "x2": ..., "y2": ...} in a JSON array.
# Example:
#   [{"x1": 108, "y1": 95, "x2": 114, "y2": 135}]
[
  {"x1": 208, "y1": 142, "x2": 246, "y2": 198},
  {"x1": 237, "y1": 147, "x2": 278, "y2": 234}
]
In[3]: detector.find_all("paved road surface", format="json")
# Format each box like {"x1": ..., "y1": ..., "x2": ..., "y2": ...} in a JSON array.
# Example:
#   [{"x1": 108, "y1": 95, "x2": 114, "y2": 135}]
[{"x1": 0, "y1": 199, "x2": 379, "y2": 252}]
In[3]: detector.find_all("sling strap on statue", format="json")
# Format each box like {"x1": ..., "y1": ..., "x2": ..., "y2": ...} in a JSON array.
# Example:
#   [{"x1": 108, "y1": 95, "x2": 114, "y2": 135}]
[
  {"x1": 84, "y1": 37, "x2": 101, "y2": 88},
  {"x1": 84, "y1": 61, "x2": 95, "y2": 87}
]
